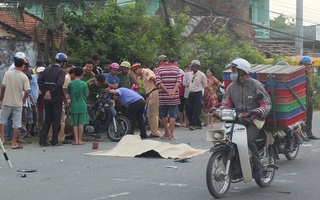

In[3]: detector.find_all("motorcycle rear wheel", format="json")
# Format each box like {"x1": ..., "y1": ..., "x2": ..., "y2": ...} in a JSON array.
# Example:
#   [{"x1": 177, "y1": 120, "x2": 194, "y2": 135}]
[
  {"x1": 206, "y1": 151, "x2": 231, "y2": 198},
  {"x1": 107, "y1": 115, "x2": 131, "y2": 142},
  {"x1": 285, "y1": 143, "x2": 300, "y2": 160},
  {"x1": 255, "y1": 149, "x2": 276, "y2": 187}
]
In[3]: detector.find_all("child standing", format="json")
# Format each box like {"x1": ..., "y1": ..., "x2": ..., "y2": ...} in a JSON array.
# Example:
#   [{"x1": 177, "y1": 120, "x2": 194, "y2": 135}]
[{"x1": 67, "y1": 67, "x2": 89, "y2": 145}]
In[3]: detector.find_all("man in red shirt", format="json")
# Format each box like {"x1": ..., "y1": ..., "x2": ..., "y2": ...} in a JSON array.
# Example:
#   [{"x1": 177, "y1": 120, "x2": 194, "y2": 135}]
[{"x1": 155, "y1": 55, "x2": 181, "y2": 140}]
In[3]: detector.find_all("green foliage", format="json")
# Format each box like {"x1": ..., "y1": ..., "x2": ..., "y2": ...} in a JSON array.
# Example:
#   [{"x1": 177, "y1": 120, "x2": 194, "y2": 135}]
[
  {"x1": 63, "y1": 2, "x2": 189, "y2": 66},
  {"x1": 62, "y1": 1, "x2": 265, "y2": 82},
  {"x1": 312, "y1": 73, "x2": 320, "y2": 109},
  {"x1": 270, "y1": 14, "x2": 295, "y2": 29},
  {"x1": 178, "y1": 30, "x2": 266, "y2": 81}
]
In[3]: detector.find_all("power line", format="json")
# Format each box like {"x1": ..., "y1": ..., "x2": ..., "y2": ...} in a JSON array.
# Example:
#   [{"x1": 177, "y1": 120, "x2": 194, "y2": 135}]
[{"x1": 181, "y1": 0, "x2": 318, "y2": 43}]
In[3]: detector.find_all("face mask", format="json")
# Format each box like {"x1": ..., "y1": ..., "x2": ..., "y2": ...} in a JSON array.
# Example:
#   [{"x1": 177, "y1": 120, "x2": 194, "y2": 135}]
[{"x1": 230, "y1": 73, "x2": 238, "y2": 82}]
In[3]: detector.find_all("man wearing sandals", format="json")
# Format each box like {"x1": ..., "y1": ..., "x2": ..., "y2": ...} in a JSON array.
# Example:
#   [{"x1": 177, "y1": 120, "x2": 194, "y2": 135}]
[
  {"x1": 0, "y1": 58, "x2": 30, "y2": 149},
  {"x1": 155, "y1": 55, "x2": 181, "y2": 140}
]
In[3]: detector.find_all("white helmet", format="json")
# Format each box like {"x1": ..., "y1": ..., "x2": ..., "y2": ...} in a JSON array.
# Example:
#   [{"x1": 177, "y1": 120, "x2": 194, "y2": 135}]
[{"x1": 226, "y1": 58, "x2": 250, "y2": 74}]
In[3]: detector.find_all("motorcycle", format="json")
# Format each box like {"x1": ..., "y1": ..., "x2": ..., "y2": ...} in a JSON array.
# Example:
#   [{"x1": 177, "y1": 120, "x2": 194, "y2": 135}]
[
  {"x1": 206, "y1": 93, "x2": 277, "y2": 198},
  {"x1": 85, "y1": 89, "x2": 131, "y2": 142},
  {"x1": 269, "y1": 122, "x2": 303, "y2": 160}
]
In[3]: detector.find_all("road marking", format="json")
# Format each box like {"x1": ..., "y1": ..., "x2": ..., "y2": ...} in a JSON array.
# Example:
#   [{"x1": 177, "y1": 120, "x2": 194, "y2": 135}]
[
  {"x1": 92, "y1": 192, "x2": 130, "y2": 199},
  {"x1": 112, "y1": 178, "x2": 187, "y2": 187}
]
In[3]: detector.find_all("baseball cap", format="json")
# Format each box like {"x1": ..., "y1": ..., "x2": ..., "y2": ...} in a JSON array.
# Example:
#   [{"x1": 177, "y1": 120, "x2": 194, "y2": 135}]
[
  {"x1": 190, "y1": 60, "x2": 200, "y2": 67},
  {"x1": 120, "y1": 61, "x2": 131, "y2": 68},
  {"x1": 157, "y1": 55, "x2": 168, "y2": 65},
  {"x1": 36, "y1": 66, "x2": 46, "y2": 73}
]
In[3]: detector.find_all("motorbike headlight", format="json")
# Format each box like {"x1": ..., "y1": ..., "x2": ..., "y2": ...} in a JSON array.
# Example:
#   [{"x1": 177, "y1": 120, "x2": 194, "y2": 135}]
[{"x1": 220, "y1": 109, "x2": 237, "y2": 121}]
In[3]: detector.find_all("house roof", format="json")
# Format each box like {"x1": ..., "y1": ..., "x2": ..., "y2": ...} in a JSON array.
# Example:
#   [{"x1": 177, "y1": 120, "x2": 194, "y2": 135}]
[{"x1": 0, "y1": 9, "x2": 43, "y2": 39}]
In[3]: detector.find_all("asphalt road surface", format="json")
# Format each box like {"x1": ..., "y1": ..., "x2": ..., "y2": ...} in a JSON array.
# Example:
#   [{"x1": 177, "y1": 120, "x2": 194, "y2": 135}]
[{"x1": 1, "y1": 112, "x2": 320, "y2": 200}]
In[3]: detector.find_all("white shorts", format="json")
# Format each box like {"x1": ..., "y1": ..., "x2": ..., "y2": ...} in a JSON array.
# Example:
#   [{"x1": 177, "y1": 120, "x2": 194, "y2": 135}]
[{"x1": 0, "y1": 105, "x2": 22, "y2": 128}]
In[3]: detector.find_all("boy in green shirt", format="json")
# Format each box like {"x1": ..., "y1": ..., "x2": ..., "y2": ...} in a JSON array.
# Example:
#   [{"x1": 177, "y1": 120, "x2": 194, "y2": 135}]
[{"x1": 67, "y1": 67, "x2": 89, "y2": 145}]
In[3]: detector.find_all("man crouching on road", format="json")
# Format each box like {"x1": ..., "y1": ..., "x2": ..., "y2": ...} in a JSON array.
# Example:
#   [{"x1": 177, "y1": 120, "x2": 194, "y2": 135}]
[{"x1": 107, "y1": 87, "x2": 147, "y2": 139}]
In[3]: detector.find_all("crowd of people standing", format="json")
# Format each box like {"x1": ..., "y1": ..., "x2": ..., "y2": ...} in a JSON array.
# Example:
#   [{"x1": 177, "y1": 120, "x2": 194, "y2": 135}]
[{"x1": 0, "y1": 52, "x2": 223, "y2": 149}]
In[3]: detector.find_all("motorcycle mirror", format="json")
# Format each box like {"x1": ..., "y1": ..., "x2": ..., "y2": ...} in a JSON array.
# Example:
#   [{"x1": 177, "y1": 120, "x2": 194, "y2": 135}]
[{"x1": 253, "y1": 93, "x2": 263, "y2": 101}]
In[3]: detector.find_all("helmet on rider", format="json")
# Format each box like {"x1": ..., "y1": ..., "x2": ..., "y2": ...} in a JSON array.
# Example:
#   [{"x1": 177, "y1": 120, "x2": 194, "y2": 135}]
[
  {"x1": 55, "y1": 53, "x2": 68, "y2": 62},
  {"x1": 13, "y1": 51, "x2": 26, "y2": 59},
  {"x1": 226, "y1": 58, "x2": 250, "y2": 74},
  {"x1": 300, "y1": 56, "x2": 312, "y2": 65}
]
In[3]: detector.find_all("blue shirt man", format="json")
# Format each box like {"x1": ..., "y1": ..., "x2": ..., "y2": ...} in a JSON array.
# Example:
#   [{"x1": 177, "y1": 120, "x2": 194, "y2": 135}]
[
  {"x1": 115, "y1": 88, "x2": 144, "y2": 107},
  {"x1": 104, "y1": 73, "x2": 120, "y2": 99},
  {"x1": 108, "y1": 87, "x2": 146, "y2": 139}
]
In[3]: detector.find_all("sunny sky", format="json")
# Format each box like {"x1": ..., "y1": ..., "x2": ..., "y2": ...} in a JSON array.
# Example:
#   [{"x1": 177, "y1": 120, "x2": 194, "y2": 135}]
[{"x1": 270, "y1": 0, "x2": 320, "y2": 26}]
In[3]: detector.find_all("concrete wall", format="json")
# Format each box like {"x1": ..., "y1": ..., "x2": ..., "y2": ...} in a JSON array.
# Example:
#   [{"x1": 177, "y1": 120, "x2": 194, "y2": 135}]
[{"x1": 0, "y1": 39, "x2": 38, "y2": 84}]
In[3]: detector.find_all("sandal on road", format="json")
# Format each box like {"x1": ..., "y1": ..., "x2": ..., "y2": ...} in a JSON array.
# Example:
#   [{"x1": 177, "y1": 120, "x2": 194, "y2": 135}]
[{"x1": 12, "y1": 145, "x2": 23, "y2": 149}]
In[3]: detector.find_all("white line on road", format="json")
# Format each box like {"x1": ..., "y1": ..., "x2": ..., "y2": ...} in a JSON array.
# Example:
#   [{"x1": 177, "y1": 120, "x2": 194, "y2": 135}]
[{"x1": 92, "y1": 192, "x2": 130, "y2": 200}]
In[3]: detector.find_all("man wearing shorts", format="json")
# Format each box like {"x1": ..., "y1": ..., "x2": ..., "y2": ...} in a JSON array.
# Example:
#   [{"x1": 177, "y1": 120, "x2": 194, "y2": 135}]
[
  {"x1": 0, "y1": 58, "x2": 30, "y2": 149},
  {"x1": 155, "y1": 55, "x2": 181, "y2": 140}
]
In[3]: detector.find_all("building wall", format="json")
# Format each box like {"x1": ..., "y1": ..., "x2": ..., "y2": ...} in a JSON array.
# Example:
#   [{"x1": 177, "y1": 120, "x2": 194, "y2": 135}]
[
  {"x1": 250, "y1": 0, "x2": 270, "y2": 39},
  {"x1": 0, "y1": 39, "x2": 38, "y2": 84},
  {"x1": 167, "y1": 0, "x2": 255, "y2": 41}
]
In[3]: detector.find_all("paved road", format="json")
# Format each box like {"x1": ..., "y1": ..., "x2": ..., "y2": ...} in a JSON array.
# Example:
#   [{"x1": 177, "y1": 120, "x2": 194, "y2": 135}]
[{"x1": 1, "y1": 112, "x2": 320, "y2": 200}]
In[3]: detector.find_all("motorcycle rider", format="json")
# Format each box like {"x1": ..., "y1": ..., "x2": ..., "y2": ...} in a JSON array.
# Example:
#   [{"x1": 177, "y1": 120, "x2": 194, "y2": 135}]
[{"x1": 221, "y1": 58, "x2": 272, "y2": 179}]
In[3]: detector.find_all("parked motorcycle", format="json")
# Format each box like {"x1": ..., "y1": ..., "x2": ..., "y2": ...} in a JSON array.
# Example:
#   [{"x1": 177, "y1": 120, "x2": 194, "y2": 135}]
[
  {"x1": 85, "y1": 89, "x2": 131, "y2": 142},
  {"x1": 206, "y1": 94, "x2": 277, "y2": 198}
]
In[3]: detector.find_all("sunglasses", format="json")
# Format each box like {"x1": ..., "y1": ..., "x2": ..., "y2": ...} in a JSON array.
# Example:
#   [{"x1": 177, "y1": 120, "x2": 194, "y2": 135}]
[{"x1": 192, "y1": 76, "x2": 195, "y2": 83}]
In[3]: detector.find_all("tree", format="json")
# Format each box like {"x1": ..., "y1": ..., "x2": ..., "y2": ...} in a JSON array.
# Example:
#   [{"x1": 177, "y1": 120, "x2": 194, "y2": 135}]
[
  {"x1": 63, "y1": 1, "x2": 189, "y2": 66},
  {"x1": 270, "y1": 14, "x2": 295, "y2": 29}
]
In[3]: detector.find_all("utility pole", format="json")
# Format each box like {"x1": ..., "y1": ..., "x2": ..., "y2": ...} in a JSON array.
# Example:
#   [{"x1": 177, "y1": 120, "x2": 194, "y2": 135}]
[
  {"x1": 161, "y1": 0, "x2": 175, "y2": 52},
  {"x1": 295, "y1": 0, "x2": 303, "y2": 55}
]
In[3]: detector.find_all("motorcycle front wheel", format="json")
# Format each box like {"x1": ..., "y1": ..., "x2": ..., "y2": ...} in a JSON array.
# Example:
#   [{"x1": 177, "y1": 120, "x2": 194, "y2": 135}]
[
  {"x1": 206, "y1": 151, "x2": 231, "y2": 198},
  {"x1": 107, "y1": 115, "x2": 131, "y2": 142}
]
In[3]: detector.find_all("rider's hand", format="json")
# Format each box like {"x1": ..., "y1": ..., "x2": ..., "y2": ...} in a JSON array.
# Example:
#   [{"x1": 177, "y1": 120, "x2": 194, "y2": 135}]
[{"x1": 250, "y1": 108, "x2": 262, "y2": 117}]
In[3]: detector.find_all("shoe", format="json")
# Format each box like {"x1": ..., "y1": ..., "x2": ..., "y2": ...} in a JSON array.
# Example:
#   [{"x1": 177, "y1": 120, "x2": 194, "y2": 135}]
[
  {"x1": 147, "y1": 134, "x2": 159, "y2": 138},
  {"x1": 189, "y1": 126, "x2": 195, "y2": 131},
  {"x1": 307, "y1": 135, "x2": 320, "y2": 140},
  {"x1": 140, "y1": 135, "x2": 147, "y2": 139},
  {"x1": 61, "y1": 140, "x2": 72, "y2": 144},
  {"x1": 51, "y1": 142, "x2": 63, "y2": 146},
  {"x1": 39, "y1": 142, "x2": 50, "y2": 147},
  {"x1": 195, "y1": 126, "x2": 202, "y2": 130}
]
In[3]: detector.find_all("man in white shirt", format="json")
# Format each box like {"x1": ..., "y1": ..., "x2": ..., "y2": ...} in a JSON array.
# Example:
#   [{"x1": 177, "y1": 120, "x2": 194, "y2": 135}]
[{"x1": 184, "y1": 60, "x2": 207, "y2": 130}]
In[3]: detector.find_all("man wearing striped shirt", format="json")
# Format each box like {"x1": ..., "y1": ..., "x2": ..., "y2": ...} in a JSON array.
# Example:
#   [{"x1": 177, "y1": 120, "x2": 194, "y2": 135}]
[{"x1": 155, "y1": 55, "x2": 181, "y2": 140}]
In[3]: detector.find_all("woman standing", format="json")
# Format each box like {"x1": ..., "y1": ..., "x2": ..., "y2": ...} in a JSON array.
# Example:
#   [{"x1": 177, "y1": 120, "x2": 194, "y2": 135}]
[{"x1": 202, "y1": 68, "x2": 222, "y2": 127}]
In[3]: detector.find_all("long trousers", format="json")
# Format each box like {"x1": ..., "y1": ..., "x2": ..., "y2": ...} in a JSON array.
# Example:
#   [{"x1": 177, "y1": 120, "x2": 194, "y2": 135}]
[{"x1": 39, "y1": 101, "x2": 62, "y2": 145}]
